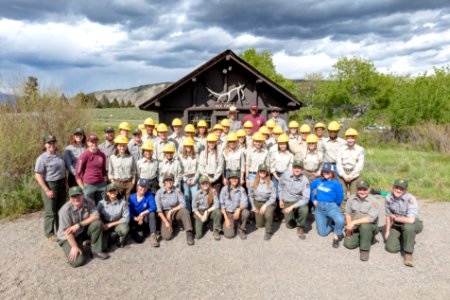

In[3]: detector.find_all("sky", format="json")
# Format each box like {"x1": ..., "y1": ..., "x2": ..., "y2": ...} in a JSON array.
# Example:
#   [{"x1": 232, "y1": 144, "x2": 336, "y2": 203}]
[{"x1": 0, "y1": 0, "x2": 449, "y2": 94}]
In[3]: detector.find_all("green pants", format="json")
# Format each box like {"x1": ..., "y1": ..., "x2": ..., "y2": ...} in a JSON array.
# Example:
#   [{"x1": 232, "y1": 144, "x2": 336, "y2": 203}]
[
  {"x1": 254, "y1": 201, "x2": 275, "y2": 234},
  {"x1": 83, "y1": 182, "x2": 106, "y2": 204},
  {"x1": 386, "y1": 220, "x2": 423, "y2": 254},
  {"x1": 59, "y1": 220, "x2": 104, "y2": 268},
  {"x1": 103, "y1": 223, "x2": 129, "y2": 246},
  {"x1": 42, "y1": 179, "x2": 67, "y2": 237},
  {"x1": 283, "y1": 202, "x2": 308, "y2": 229},
  {"x1": 193, "y1": 209, "x2": 222, "y2": 239},
  {"x1": 160, "y1": 208, "x2": 193, "y2": 240},
  {"x1": 344, "y1": 223, "x2": 379, "y2": 251}
]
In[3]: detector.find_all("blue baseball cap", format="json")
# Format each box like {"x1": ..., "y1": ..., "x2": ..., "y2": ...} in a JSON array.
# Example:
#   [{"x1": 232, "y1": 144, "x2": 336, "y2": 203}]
[
  {"x1": 322, "y1": 163, "x2": 332, "y2": 173},
  {"x1": 137, "y1": 178, "x2": 149, "y2": 186}
]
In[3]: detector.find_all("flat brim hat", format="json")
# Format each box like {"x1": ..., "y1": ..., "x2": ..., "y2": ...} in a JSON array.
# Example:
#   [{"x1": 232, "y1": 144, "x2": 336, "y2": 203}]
[
  {"x1": 229, "y1": 106, "x2": 238, "y2": 112},
  {"x1": 104, "y1": 126, "x2": 115, "y2": 133},
  {"x1": 293, "y1": 160, "x2": 304, "y2": 168},
  {"x1": 68, "y1": 186, "x2": 83, "y2": 197},
  {"x1": 43, "y1": 135, "x2": 57, "y2": 143},
  {"x1": 106, "y1": 183, "x2": 118, "y2": 192},
  {"x1": 199, "y1": 175, "x2": 210, "y2": 184},
  {"x1": 227, "y1": 170, "x2": 240, "y2": 179},
  {"x1": 356, "y1": 180, "x2": 370, "y2": 189},
  {"x1": 394, "y1": 179, "x2": 408, "y2": 189},
  {"x1": 73, "y1": 128, "x2": 85, "y2": 135}
]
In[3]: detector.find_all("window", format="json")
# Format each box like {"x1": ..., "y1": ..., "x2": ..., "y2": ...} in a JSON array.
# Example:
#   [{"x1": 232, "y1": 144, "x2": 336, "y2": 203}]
[{"x1": 189, "y1": 111, "x2": 212, "y2": 127}]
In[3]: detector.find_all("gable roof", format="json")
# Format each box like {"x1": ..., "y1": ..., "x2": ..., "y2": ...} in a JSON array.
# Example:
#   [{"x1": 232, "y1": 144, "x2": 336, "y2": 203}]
[{"x1": 139, "y1": 49, "x2": 303, "y2": 110}]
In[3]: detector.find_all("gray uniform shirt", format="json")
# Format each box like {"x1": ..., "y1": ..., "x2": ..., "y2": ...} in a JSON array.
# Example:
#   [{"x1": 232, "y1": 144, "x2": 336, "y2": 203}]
[
  {"x1": 57, "y1": 199, "x2": 98, "y2": 241},
  {"x1": 248, "y1": 180, "x2": 277, "y2": 207},
  {"x1": 385, "y1": 192, "x2": 419, "y2": 219},
  {"x1": 219, "y1": 186, "x2": 248, "y2": 213},
  {"x1": 272, "y1": 117, "x2": 288, "y2": 132},
  {"x1": 128, "y1": 140, "x2": 142, "y2": 162},
  {"x1": 64, "y1": 145, "x2": 84, "y2": 175},
  {"x1": 158, "y1": 158, "x2": 183, "y2": 187},
  {"x1": 345, "y1": 194, "x2": 380, "y2": 223},
  {"x1": 136, "y1": 157, "x2": 159, "y2": 180},
  {"x1": 35, "y1": 151, "x2": 66, "y2": 181},
  {"x1": 230, "y1": 120, "x2": 242, "y2": 132},
  {"x1": 192, "y1": 190, "x2": 220, "y2": 212},
  {"x1": 279, "y1": 171, "x2": 310, "y2": 207},
  {"x1": 155, "y1": 187, "x2": 185, "y2": 212},
  {"x1": 98, "y1": 140, "x2": 115, "y2": 171},
  {"x1": 97, "y1": 198, "x2": 130, "y2": 224},
  {"x1": 108, "y1": 154, "x2": 137, "y2": 180}
]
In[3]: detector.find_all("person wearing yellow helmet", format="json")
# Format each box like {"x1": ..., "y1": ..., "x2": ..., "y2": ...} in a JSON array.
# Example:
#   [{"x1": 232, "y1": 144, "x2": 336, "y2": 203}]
[
  {"x1": 288, "y1": 120, "x2": 299, "y2": 140},
  {"x1": 137, "y1": 140, "x2": 159, "y2": 195},
  {"x1": 195, "y1": 120, "x2": 208, "y2": 153},
  {"x1": 270, "y1": 133, "x2": 294, "y2": 198},
  {"x1": 128, "y1": 128, "x2": 143, "y2": 163},
  {"x1": 212, "y1": 124, "x2": 226, "y2": 151},
  {"x1": 143, "y1": 117, "x2": 156, "y2": 143},
  {"x1": 109, "y1": 135, "x2": 136, "y2": 202},
  {"x1": 268, "y1": 125, "x2": 284, "y2": 153},
  {"x1": 265, "y1": 119, "x2": 276, "y2": 132},
  {"x1": 269, "y1": 107, "x2": 288, "y2": 132},
  {"x1": 220, "y1": 118, "x2": 231, "y2": 136},
  {"x1": 323, "y1": 121, "x2": 346, "y2": 175},
  {"x1": 243, "y1": 120, "x2": 254, "y2": 145},
  {"x1": 180, "y1": 137, "x2": 199, "y2": 212},
  {"x1": 169, "y1": 118, "x2": 183, "y2": 148},
  {"x1": 314, "y1": 122, "x2": 326, "y2": 139},
  {"x1": 199, "y1": 133, "x2": 224, "y2": 194},
  {"x1": 246, "y1": 132, "x2": 270, "y2": 196},
  {"x1": 302, "y1": 134, "x2": 324, "y2": 181},
  {"x1": 228, "y1": 106, "x2": 242, "y2": 132},
  {"x1": 158, "y1": 143, "x2": 182, "y2": 189},
  {"x1": 118, "y1": 121, "x2": 131, "y2": 138},
  {"x1": 236, "y1": 129, "x2": 247, "y2": 150},
  {"x1": 154, "y1": 123, "x2": 178, "y2": 161},
  {"x1": 223, "y1": 132, "x2": 246, "y2": 186},
  {"x1": 260, "y1": 126, "x2": 276, "y2": 151},
  {"x1": 289, "y1": 124, "x2": 309, "y2": 161}
]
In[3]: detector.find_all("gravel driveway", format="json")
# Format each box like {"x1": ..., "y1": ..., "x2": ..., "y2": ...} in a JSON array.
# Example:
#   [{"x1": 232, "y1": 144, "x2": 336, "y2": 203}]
[{"x1": 1, "y1": 199, "x2": 449, "y2": 299}]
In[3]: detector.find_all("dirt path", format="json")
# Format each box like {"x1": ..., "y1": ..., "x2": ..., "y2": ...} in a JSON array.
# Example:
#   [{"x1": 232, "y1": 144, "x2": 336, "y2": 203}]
[{"x1": 1, "y1": 200, "x2": 449, "y2": 299}]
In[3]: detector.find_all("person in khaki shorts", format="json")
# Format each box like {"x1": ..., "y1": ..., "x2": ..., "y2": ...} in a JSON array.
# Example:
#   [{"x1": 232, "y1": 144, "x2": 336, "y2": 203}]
[
  {"x1": 109, "y1": 135, "x2": 136, "y2": 202},
  {"x1": 344, "y1": 180, "x2": 380, "y2": 261},
  {"x1": 219, "y1": 171, "x2": 250, "y2": 240},
  {"x1": 384, "y1": 179, "x2": 423, "y2": 267},
  {"x1": 248, "y1": 164, "x2": 277, "y2": 240},
  {"x1": 155, "y1": 173, "x2": 194, "y2": 245},
  {"x1": 192, "y1": 175, "x2": 222, "y2": 240}
]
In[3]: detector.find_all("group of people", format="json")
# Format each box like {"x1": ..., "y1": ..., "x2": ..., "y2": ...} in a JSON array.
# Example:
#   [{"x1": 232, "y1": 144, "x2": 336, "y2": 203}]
[{"x1": 34, "y1": 105, "x2": 423, "y2": 268}]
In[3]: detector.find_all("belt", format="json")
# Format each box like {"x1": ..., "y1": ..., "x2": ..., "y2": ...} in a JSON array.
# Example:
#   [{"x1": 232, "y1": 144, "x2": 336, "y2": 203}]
[
  {"x1": 303, "y1": 169, "x2": 318, "y2": 173},
  {"x1": 113, "y1": 178, "x2": 132, "y2": 183},
  {"x1": 249, "y1": 172, "x2": 256, "y2": 174},
  {"x1": 185, "y1": 174, "x2": 195, "y2": 178},
  {"x1": 344, "y1": 168, "x2": 354, "y2": 173},
  {"x1": 208, "y1": 174, "x2": 215, "y2": 178},
  {"x1": 46, "y1": 178, "x2": 65, "y2": 184}
]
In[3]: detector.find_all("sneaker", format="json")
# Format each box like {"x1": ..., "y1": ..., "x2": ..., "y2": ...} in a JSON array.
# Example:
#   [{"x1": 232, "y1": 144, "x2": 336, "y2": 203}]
[
  {"x1": 360, "y1": 250, "x2": 370, "y2": 261},
  {"x1": 332, "y1": 238, "x2": 339, "y2": 248},
  {"x1": 47, "y1": 235, "x2": 58, "y2": 242},
  {"x1": 149, "y1": 234, "x2": 159, "y2": 247},
  {"x1": 213, "y1": 230, "x2": 221, "y2": 241},
  {"x1": 297, "y1": 227, "x2": 305, "y2": 240},
  {"x1": 404, "y1": 253, "x2": 415, "y2": 267},
  {"x1": 186, "y1": 231, "x2": 195, "y2": 246},
  {"x1": 93, "y1": 252, "x2": 110, "y2": 260},
  {"x1": 264, "y1": 232, "x2": 272, "y2": 241},
  {"x1": 237, "y1": 228, "x2": 247, "y2": 240}
]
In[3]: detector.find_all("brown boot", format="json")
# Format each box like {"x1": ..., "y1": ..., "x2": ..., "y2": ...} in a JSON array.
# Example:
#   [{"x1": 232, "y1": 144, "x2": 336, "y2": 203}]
[
  {"x1": 149, "y1": 233, "x2": 159, "y2": 247},
  {"x1": 360, "y1": 250, "x2": 370, "y2": 261},
  {"x1": 404, "y1": 253, "x2": 415, "y2": 267},
  {"x1": 297, "y1": 227, "x2": 305, "y2": 240}
]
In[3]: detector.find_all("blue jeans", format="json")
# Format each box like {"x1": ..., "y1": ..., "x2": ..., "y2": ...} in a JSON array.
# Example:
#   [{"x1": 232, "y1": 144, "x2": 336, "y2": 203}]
[
  {"x1": 247, "y1": 173, "x2": 257, "y2": 209},
  {"x1": 271, "y1": 172, "x2": 283, "y2": 199},
  {"x1": 315, "y1": 202, "x2": 345, "y2": 236},
  {"x1": 183, "y1": 179, "x2": 198, "y2": 212}
]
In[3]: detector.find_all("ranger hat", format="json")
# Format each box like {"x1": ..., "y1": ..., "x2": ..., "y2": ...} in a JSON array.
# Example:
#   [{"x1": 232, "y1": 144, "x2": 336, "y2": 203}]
[
  {"x1": 356, "y1": 180, "x2": 370, "y2": 189},
  {"x1": 137, "y1": 178, "x2": 149, "y2": 187},
  {"x1": 73, "y1": 128, "x2": 85, "y2": 135},
  {"x1": 258, "y1": 163, "x2": 269, "y2": 172},
  {"x1": 321, "y1": 163, "x2": 332, "y2": 173},
  {"x1": 394, "y1": 179, "x2": 408, "y2": 189},
  {"x1": 43, "y1": 135, "x2": 57, "y2": 143},
  {"x1": 106, "y1": 183, "x2": 118, "y2": 192},
  {"x1": 104, "y1": 126, "x2": 115, "y2": 133},
  {"x1": 198, "y1": 175, "x2": 210, "y2": 184},
  {"x1": 68, "y1": 186, "x2": 83, "y2": 197},
  {"x1": 227, "y1": 170, "x2": 240, "y2": 179},
  {"x1": 163, "y1": 173, "x2": 175, "y2": 182},
  {"x1": 293, "y1": 160, "x2": 304, "y2": 168}
]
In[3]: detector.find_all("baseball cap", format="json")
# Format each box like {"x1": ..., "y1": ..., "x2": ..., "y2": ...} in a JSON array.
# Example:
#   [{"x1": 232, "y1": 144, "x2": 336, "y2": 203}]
[
  {"x1": 137, "y1": 178, "x2": 149, "y2": 187},
  {"x1": 106, "y1": 183, "x2": 118, "y2": 192},
  {"x1": 250, "y1": 104, "x2": 258, "y2": 110},
  {"x1": 227, "y1": 170, "x2": 240, "y2": 179},
  {"x1": 73, "y1": 128, "x2": 85, "y2": 135},
  {"x1": 43, "y1": 135, "x2": 57, "y2": 143},
  {"x1": 293, "y1": 160, "x2": 304, "y2": 168},
  {"x1": 132, "y1": 128, "x2": 142, "y2": 135},
  {"x1": 68, "y1": 186, "x2": 83, "y2": 197},
  {"x1": 163, "y1": 173, "x2": 175, "y2": 182},
  {"x1": 258, "y1": 163, "x2": 269, "y2": 172},
  {"x1": 394, "y1": 179, "x2": 408, "y2": 189},
  {"x1": 321, "y1": 163, "x2": 332, "y2": 173},
  {"x1": 104, "y1": 126, "x2": 115, "y2": 133},
  {"x1": 356, "y1": 180, "x2": 370, "y2": 189},
  {"x1": 88, "y1": 135, "x2": 99, "y2": 142},
  {"x1": 198, "y1": 175, "x2": 210, "y2": 184}
]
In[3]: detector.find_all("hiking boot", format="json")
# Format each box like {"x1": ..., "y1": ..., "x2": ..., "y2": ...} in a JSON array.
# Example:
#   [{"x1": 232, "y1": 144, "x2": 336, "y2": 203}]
[
  {"x1": 213, "y1": 230, "x2": 221, "y2": 241},
  {"x1": 297, "y1": 227, "x2": 305, "y2": 240},
  {"x1": 131, "y1": 231, "x2": 144, "y2": 244},
  {"x1": 117, "y1": 238, "x2": 127, "y2": 248},
  {"x1": 360, "y1": 250, "x2": 370, "y2": 261},
  {"x1": 149, "y1": 234, "x2": 159, "y2": 247},
  {"x1": 238, "y1": 228, "x2": 247, "y2": 240},
  {"x1": 93, "y1": 252, "x2": 110, "y2": 260},
  {"x1": 332, "y1": 238, "x2": 340, "y2": 248},
  {"x1": 264, "y1": 232, "x2": 272, "y2": 241},
  {"x1": 404, "y1": 253, "x2": 415, "y2": 267},
  {"x1": 47, "y1": 235, "x2": 58, "y2": 242},
  {"x1": 186, "y1": 231, "x2": 195, "y2": 246}
]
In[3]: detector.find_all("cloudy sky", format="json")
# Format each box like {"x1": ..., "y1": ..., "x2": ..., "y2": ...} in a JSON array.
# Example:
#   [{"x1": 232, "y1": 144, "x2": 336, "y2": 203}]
[{"x1": 1, "y1": 0, "x2": 449, "y2": 94}]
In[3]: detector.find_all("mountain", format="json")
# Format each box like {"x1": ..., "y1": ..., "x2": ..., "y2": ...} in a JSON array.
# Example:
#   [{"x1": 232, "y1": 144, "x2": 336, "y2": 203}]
[
  {"x1": 90, "y1": 82, "x2": 172, "y2": 106},
  {"x1": 0, "y1": 93, "x2": 14, "y2": 104}
]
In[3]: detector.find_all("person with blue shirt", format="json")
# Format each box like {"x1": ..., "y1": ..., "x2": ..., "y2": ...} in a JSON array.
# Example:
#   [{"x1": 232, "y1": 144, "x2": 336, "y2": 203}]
[
  {"x1": 310, "y1": 163, "x2": 345, "y2": 248},
  {"x1": 128, "y1": 179, "x2": 159, "y2": 247}
]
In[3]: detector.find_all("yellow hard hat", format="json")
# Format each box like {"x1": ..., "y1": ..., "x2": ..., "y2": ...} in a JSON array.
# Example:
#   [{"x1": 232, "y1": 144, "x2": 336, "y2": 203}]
[
  {"x1": 153, "y1": 128, "x2": 157, "y2": 136},
  {"x1": 344, "y1": 128, "x2": 359, "y2": 137},
  {"x1": 118, "y1": 122, "x2": 131, "y2": 131},
  {"x1": 299, "y1": 124, "x2": 311, "y2": 133},
  {"x1": 306, "y1": 134, "x2": 319, "y2": 143},
  {"x1": 213, "y1": 124, "x2": 224, "y2": 131},
  {"x1": 182, "y1": 137, "x2": 195, "y2": 147},
  {"x1": 206, "y1": 133, "x2": 218, "y2": 142},
  {"x1": 141, "y1": 140, "x2": 154, "y2": 151},
  {"x1": 236, "y1": 129, "x2": 246, "y2": 137},
  {"x1": 184, "y1": 124, "x2": 196, "y2": 133},
  {"x1": 114, "y1": 135, "x2": 129, "y2": 144},
  {"x1": 243, "y1": 120, "x2": 254, "y2": 128},
  {"x1": 220, "y1": 118, "x2": 231, "y2": 127},
  {"x1": 277, "y1": 133, "x2": 290, "y2": 143},
  {"x1": 157, "y1": 123, "x2": 168, "y2": 132},
  {"x1": 144, "y1": 117, "x2": 155, "y2": 126},
  {"x1": 163, "y1": 143, "x2": 175, "y2": 153},
  {"x1": 288, "y1": 120, "x2": 299, "y2": 128},
  {"x1": 252, "y1": 132, "x2": 264, "y2": 141},
  {"x1": 266, "y1": 119, "x2": 276, "y2": 129},
  {"x1": 273, "y1": 125, "x2": 284, "y2": 134},
  {"x1": 172, "y1": 118, "x2": 183, "y2": 127},
  {"x1": 259, "y1": 126, "x2": 270, "y2": 135},
  {"x1": 328, "y1": 121, "x2": 340, "y2": 131},
  {"x1": 314, "y1": 122, "x2": 325, "y2": 129},
  {"x1": 197, "y1": 120, "x2": 208, "y2": 128},
  {"x1": 226, "y1": 132, "x2": 238, "y2": 142}
]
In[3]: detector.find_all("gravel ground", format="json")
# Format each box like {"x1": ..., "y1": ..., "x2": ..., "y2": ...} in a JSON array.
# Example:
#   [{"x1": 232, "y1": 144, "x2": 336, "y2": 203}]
[{"x1": 1, "y1": 199, "x2": 449, "y2": 300}]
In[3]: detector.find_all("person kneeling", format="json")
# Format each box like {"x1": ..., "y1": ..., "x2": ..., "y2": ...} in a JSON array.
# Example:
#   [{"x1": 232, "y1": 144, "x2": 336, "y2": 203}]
[
  {"x1": 192, "y1": 175, "x2": 222, "y2": 240},
  {"x1": 128, "y1": 179, "x2": 159, "y2": 247},
  {"x1": 97, "y1": 183, "x2": 130, "y2": 248},
  {"x1": 155, "y1": 173, "x2": 195, "y2": 245},
  {"x1": 219, "y1": 171, "x2": 249, "y2": 239},
  {"x1": 57, "y1": 186, "x2": 109, "y2": 268},
  {"x1": 344, "y1": 180, "x2": 380, "y2": 261}
]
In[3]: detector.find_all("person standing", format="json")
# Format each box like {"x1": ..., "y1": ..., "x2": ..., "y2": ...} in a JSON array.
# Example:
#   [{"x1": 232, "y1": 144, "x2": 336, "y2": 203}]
[
  {"x1": 229, "y1": 106, "x2": 242, "y2": 132},
  {"x1": 168, "y1": 118, "x2": 184, "y2": 152},
  {"x1": 269, "y1": 108, "x2": 288, "y2": 132},
  {"x1": 245, "y1": 132, "x2": 270, "y2": 189},
  {"x1": 183, "y1": 124, "x2": 201, "y2": 154},
  {"x1": 243, "y1": 121, "x2": 254, "y2": 146},
  {"x1": 236, "y1": 129, "x2": 247, "y2": 150},
  {"x1": 158, "y1": 143, "x2": 183, "y2": 188},
  {"x1": 241, "y1": 105, "x2": 265, "y2": 134},
  {"x1": 288, "y1": 121, "x2": 299, "y2": 140},
  {"x1": 64, "y1": 128, "x2": 86, "y2": 187},
  {"x1": 35, "y1": 135, "x2": 68, "y2": 241},
  {"x1": 198, "y1": 134, "x2": 224, "y2": 194},
  {"x1": 323, "y1": 121, "x2": 346, "y2": 175},
  {"x1": 180, "y1": 137, "x2": 199, "y2": 212},
  {"x1": 118, "y1": 122, "x2": 131, "y2": 139},
  {"x1": 384, "y1": 179, "x2": 423, "y2": 267},
  {"x1": 223, "y1": 132, "x2": 246, "y2": 185},
  {"x1": 195, "y1": 120, "x2": 208, "y2": 154},
  {"x1": 98, "y1": 126, "x2": 116, "y2": 174},
  {"x1": 289, "y1": 124, "x2": 310, "y2": 161},
  {"x1": 142, "y1": 117, "x2": 156, "y2": 143},
  {"x1": 344, "y1": 180, "x2": 380, "y2": 261},
  {"x1": 136, "y1": 140, "x2": 159, "y2": 194},
  {"x1": 128, "y1": 128, "x2": 143, "y2": 162},
  {"x1": 270, "y1": 134, "x2": 293, "y2": 194},
  {"x1": 153, "y1": 123, "x2": 178, "y2": 161}
]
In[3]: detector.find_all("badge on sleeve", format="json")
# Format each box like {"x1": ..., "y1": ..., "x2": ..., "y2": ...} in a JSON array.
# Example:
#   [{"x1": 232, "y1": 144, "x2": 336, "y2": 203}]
[
  {"x1": 408, "y1": 198, "x2": 415, "y2": 204},
  {"x1": 372, "y1": 202, "x2": 378, "y2": 208}
]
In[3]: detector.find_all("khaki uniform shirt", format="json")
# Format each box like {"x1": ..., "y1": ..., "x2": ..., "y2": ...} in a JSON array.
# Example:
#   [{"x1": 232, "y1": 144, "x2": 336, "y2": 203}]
[
  {"x1": 246, "y1": 148, "x2": 269, "y2": 172},
  {"x1": 270, "y1": 150, "x2": 293, "y2": 174},
  {"x1": 385, "y1": 192, "x2": 419, "y2": 218},
  {"x1": 345, "y1": 194, "x2": 380, "y2": 222},
  {"x1": 108, "y1": 154, "x2": 136, "y2": 180},
  {"x1": 336, "y1": 144, "x2": 365, "y2": 179},
  {"x1": 265, "y1": 137, "x2": 276, "y2": 151},
  {"x1": 192, "y1": 190, "x2": 220, "y2": 212},
  {"x1": 219, "y1": 186, "x2": 248, "y2": 213},
  {"x1": 179, "y1": 155, "x2": 199, "y2": 182},
  {"x1": 279, "y1": 171, "x2": 310, "y2": 207},
  {"x1": 158, "y1": 158, "x2": 182, "y2": 187},
  {"x1": 168, "y1": 133, "x2": 183, "y2": 151},
  {"x1": 248, "y1": 181, "x2": 276, "y2": 207},
  {"x1": 57, "y1": 199, "x2": 98, "y2": 241},
  {"x1": 223, "y1": 148, "x2": 246, "y2": 172},
  {"x1": 198, "y1": 149, "x2": 224, "y2": 182},
  {"x1": 136, "y1": 157, "x2": 158, "y2": 180},
  {"x1": 155, "y1": 187, "x2": 185, "y2": 211},
  {"x1": 302, "y1": 149, "x2": 324, "y2": 173},
  {"x1": 153, "y1": 137, "x2": 178, "y2": 161},
  {"x1": 323, "y1": 137, "x2": 346, "y2": 163},
  {"x1": 35, "y1": 151, "x2": 66, "y2": 181},
  {"x1": 290, "y1": 140, "x2": 307, "y2": 161}
]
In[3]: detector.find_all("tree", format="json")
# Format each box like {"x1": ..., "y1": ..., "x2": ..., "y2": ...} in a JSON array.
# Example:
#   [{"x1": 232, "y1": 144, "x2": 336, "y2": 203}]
[
  {"x1": 24, "y1": 76, "x2": 38, "y2": 99},
  {"x1": 100, "y1": 95, "x2": 109, "y2": 108},
  {"x1": 119, "y1": 99, "x2": 125, "y2": 107},
  {"x1": 111, "y1": 98, "x2": 120, "y2": 108}
]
